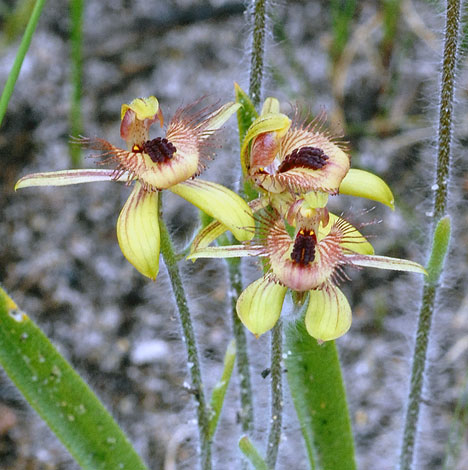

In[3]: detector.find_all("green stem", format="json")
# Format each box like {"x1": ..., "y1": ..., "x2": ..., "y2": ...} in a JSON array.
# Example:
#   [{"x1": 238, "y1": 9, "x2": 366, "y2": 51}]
[
  {"x1": 158, "y1": 198, "x2": 211, "y2": 470},
  {"x1": 399, "y1": 1, "x2": 460, "y2": 468},
  {"x1": 69, "y1": 0, "x2": 84, "y2": 167},
  {"x1": 0, "y1": 0, "x2": 47, "y2": 127},
  {"x1": 266, "y1": 320, "x2": 283, "y2": 469},
  {"x1": 228, "y1": 259, "x2": 254, "y2": 433},
  {"x1": 433, "y1": 0, "x2": 460, "y2": 222},
  {"x1": 249, "y1": 0, "x2": 268, "y2": 108}
]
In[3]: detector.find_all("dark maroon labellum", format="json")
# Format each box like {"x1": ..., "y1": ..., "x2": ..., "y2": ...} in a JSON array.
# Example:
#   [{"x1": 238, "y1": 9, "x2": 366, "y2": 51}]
[
  {"x1": 291, "y1": 229, "x2": 317, "y2": 265},
  {"x1": 142, "y1": 137, "x2": 177, "y2": 163},
  {"x1": 278, "y1": 146, "x2": 329, "y2": 173}
]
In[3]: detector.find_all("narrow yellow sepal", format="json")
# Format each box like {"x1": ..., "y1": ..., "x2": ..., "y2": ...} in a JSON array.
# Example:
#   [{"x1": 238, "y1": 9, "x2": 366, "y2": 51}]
[
  {"x1": 305, "y1": 285, "x2": 352, "y2": 342},
  {"x1": 170, "y1": 180, "x2": 255, "y2": 242},
  {"x1": 237, "y1": 277, "x2": 288, "y2": 337},
  {"x1": 116, "y1": 183, "x2": 160, "y2": 280},
  {"x1": 190, "y1": 220, "x2": 228, "y2": 255},
  {"x1": 339, "y1": 169, "x2": 395, "y2": 210},
  {"x1": 240, "y1": 113, "x2": 292, "y2": 174},
  {"x1": 15, "y1": 169, "x2": 124, "y2": 190},
  {"x1": 261, "y1": 97, "x2": 280, "y2": 115},
  {"x1": 346, "y1": 254, "x2": 427, "y2": 274},
  {"x1": 203, "y1": 102, "x2": 242, "y2": 132},
  {"x1": 121, "y1": 96, "x2": 159, "y2": 121}
]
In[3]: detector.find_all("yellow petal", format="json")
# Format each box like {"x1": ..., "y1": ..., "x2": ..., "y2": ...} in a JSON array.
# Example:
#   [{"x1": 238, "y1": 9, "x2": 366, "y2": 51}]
[
  {"x1": 116, "y1": 182, "x2": 160, "y2": 280},
  {"x1": 121, "y1": 96, "x2": 160, "y2": 121},
  {"x1": 237, "y1": 277, "x2": 288, "y2": 337},
  {"x1": 170, "y1": 180, "x2": 255, "y2": 242},
  {"x1": 339, "y1": 169, "x2": 395, "y2": 209},
  {"x1": 240, "y1": 113, "x2": 292, "y2": 174},
  {"x1": 305, "y1": 285, "x2": 352, "y2": 342},
  {"x1": 261, "y1": 97, "x2": 280, "y2": 115},
  {"x1": 302, "y1": 191, "x2": 329, "y2": 209}
]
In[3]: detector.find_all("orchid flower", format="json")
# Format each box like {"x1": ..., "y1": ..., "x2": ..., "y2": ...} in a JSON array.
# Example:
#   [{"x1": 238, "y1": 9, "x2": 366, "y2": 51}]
[
  {"x1": 190, "y1": 95, "x2": 395, "y2": 253},
  {"x1": 16, "y1": 96, "x2": 254, "y2": 280},
  {"x1": 188, "y1": 207, "x2": 426, "y2": 342}
]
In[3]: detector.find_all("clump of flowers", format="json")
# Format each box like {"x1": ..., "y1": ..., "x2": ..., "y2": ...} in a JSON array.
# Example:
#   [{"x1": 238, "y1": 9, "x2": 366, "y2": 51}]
[
  {"x1": 16, "y1": 96, "x2": 254, "y2": 280},
  {"x1": 189, "y1": 94, "x2": 426, "y2": 342}
]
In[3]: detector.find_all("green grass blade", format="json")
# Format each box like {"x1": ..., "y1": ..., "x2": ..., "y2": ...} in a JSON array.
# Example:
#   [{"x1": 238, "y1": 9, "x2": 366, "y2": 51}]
[
  {"x1": 69, "y1": 0, "x2": 84, "y2": 166},
  {"x1": 234, "y1": 83, "x2": 259, "y2": 201},
  {"x1": 0, "y1": 287, "x2": 148, "y2": 470},
  {"x1": 208, "y1": 339, "x2": 236, "y2": 439},
  {"x1": 234, "y1": 83, "x2": 259, "y2": 145},
  {"x1": 0, "y1": 0, "x2": 47, "y2": 127},
  {"x1": 330, "y1": 0, "x2": 357, "y2": 66},
  {"x1": 238, "y1": 436, "x2": 269, "y2": 470},
  {"x1": 285, "y1": 321, "x2": 356, "y2": 470}
]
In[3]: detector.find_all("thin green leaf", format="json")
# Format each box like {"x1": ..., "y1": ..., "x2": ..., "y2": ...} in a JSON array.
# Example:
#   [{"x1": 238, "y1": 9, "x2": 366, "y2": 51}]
[
  {"x1": 426, "y1": 215, "x2": 451, "y2": 285},
  {"x1": 69, "y1": 0, "x2": 84, "y2": 167},
  {"x1": 238, "y1": 436, "x2": 269, "y2": 470},
  {"x1": 234, "y1": 82, "x2": 259, "y2": 146},
  {"x1": 208, "y1": 339, "x2": 236, "y2": 439},
  {"x1": 285, "y1": 321, "x2": 356, "y2": 470},
  {"x1": 0, "y1": 287, "x2": 148, "y2": 470},
  {"x1": 0, "y1": 0, "x2": 47, "y2": 127}
]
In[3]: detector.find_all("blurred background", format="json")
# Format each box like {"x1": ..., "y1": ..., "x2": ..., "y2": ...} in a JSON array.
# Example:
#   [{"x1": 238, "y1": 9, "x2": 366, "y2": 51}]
[{"x1": 1, "y1": 0, "x2": 468, "y2": 469}]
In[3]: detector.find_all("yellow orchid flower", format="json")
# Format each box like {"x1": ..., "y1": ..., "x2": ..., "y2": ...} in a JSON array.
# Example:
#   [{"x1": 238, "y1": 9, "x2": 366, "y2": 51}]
[
  {"x1": 240, "y1": 99, "x2": 350, "y2": 195},
  {"x1": 189, "y1": 209, "x2": 426, "y2": 342},
  {"x1": 16, "y1": 97, "x2": 254, "y2": 280},
  {"x1": 239, "y1": 93, "x2": 395, "y2": 209}
]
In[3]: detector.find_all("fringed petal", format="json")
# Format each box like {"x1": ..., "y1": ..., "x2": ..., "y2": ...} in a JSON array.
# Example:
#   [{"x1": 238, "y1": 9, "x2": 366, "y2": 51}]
[
  {"x1": 116, "y1": 182, "x2": 160, "y2": 280},
  {"x1": 320, "y1": 213, "x2": 374, "y2": 255},
  {"x1": 15, "y1": 169, "x2": 128, "y2": 190},
  {"x1": 304, "y1": 284, "x2": 352, "y2": 342},
  {"x1": 236, "y1": 276, "x2": 288, "y2": 337},
  {"x1": 339, "y1": 169, "x2": 395, "y2": 209},
  {"x1": 170, "y1": 179, "x2": 255, "y2": 242}
]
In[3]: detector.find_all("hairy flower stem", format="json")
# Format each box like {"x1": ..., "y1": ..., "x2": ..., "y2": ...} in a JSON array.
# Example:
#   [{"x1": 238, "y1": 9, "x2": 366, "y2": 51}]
[
  {"x1": 266, "y1": 320, "x2": 283, "y2": 469},
  {"x1": 399, "y1": 1, "x2": 460, "y2": 468},
  {"x1": 249, "y1": 0, "x2": 268, "y2": 108},
  {"x1": 159, "y1": 198, "x2": 211, "y2": 470},
  {"x1": 228, "y1": 259, "x2": 254, "y2": 433}
]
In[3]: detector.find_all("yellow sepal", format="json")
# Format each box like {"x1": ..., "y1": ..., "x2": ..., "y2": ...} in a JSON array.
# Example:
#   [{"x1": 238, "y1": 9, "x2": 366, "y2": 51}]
[
  {"x1": 240, "y1": 113, "x2": 292, "y2": 174},
  {"x1": 121, "y1": 96, "x2": 159, "y2": 121},
  {"x1": 116, "y1": 182, "x2": 160, "y2": 280},
  {"x1": 339, "y1": 169, "x2": 395, "y2": 210},
  {"x1": 170, "y1": 180, "x2": 254, "y2": 242},
  {"x1": 261, "y1": 97, "x2": 280, "y2": 115},
  {"x1": 237, "y1": 277, "x2": 288, "y2": 337},
  {"x1": 304, "y1": 285, "x2": 352, "y2": 342}
]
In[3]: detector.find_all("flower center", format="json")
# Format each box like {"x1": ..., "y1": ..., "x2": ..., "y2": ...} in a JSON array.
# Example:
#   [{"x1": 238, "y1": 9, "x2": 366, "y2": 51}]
[
  {"x1": 139, "y1": 137, "x2": 177, "y2": 163},
  {"x1": 291, "y1": 229, "x2": 317, "y2": 265},
  {"x1": 278, "y1": 146, "x2": 329, "y2": 173}
]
